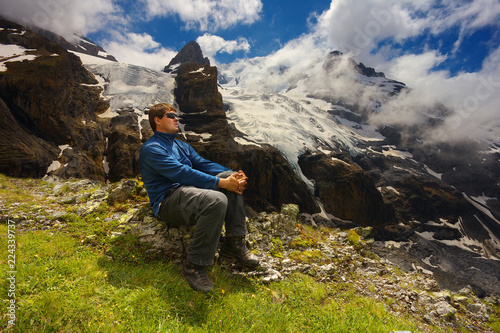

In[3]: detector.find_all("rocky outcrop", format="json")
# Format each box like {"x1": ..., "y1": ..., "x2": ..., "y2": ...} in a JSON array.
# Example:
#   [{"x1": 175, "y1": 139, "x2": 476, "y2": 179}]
[
  {"x1": 215, "y1": 145, "x2": 321, "y2": 214},
  {"x1": 299, "y1": 151, "x2": 395, "y2": 226},
  {"x1": 32, "y1": 26, "x2": 118, "y2": 62},
  {"x1": 175, "y1": 63, "x2": 224, "y2": 116}
]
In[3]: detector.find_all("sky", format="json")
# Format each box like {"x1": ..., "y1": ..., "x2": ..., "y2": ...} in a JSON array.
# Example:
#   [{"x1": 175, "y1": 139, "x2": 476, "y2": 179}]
[{"x1": 1, "y1": 0, "x2": 500, "y2": 144}]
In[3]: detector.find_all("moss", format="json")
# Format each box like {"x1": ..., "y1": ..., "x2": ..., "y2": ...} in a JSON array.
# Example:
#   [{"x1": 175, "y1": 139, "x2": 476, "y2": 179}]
[
  {"x1": 289, "y1": 249, "x2": 324, "y2": 263},
  {"x1": 290, "y1": 236, "x2": 317, "y2": 249},
  {"x1": 347, "y1": 229, "x2": 361, "y2": 248},
  {"x1": 270, "y1": 237, "x2": 284, "y2": 258}
]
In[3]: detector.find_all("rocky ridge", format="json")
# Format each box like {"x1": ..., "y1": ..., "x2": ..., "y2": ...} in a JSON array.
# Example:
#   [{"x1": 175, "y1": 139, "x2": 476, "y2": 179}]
[{"x1": 1, "y1": 175, "x2": 498, "y2": 332}]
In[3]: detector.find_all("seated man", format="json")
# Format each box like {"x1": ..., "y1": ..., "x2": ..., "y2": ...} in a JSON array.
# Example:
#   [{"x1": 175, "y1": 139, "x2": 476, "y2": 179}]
[{"x1": 139, "y1": 102, "x2": 259, "y2": 293}]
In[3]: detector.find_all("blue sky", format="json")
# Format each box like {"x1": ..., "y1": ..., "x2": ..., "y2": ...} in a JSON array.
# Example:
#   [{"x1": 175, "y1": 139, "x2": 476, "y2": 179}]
[{"x1": 110, "y1": 0, "x2": 329, "y2": 62}]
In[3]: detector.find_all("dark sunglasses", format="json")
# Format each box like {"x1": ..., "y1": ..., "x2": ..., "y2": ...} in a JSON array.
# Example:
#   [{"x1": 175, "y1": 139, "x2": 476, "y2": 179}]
[{"x1": 159, "y1": 112, "x2": 178, "y2": 119}]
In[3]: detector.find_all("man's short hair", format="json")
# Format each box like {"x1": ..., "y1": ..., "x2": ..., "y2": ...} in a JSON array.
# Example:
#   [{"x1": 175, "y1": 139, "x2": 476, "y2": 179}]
[{"x1": 148, "y1": 103, "x2": 177, "y2": 132}]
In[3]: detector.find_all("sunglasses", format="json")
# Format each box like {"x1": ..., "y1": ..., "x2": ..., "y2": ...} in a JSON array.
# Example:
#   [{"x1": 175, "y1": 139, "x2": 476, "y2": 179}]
[{"x1": 159, "y1": 112, "x2": 178, "y2": 119}]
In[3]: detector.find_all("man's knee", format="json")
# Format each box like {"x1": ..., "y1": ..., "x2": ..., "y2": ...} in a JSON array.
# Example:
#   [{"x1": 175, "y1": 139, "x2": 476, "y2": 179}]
[{"x1": 203, "y1": 191, "x2": 228, "y2": 212}]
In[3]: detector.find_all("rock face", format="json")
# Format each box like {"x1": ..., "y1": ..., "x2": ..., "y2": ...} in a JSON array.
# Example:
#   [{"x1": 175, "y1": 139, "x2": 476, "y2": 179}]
[
  {"x1": 299, "y1": 151, "x2": 395, "y2": 226},
  {"x1": 175, "y1": 63, "x2": 224, "y2": 117},
  {"x1": 105, "y1": 112, "x2": 142, "y2": 182},
  {"x1": 0, "y1": 19, "x2": 109, "y2": 180},
  {"x1": 0, "y1": 97, "x2": 59, "y2": 177}
]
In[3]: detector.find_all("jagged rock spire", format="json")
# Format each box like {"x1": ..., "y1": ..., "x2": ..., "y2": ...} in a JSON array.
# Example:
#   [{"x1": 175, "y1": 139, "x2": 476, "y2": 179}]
[{"x1": 164, "y1": 41, "x2": 210, "y2": 73}]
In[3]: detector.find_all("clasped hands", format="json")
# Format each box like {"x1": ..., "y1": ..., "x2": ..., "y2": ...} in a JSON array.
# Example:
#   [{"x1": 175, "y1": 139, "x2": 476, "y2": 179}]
[{"x1": 219, "y1": 170, "x2": 248, "y2": 195}]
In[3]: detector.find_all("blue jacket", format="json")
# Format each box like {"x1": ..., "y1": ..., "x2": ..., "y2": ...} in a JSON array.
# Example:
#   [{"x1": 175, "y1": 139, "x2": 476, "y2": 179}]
[{"x1": 139, "y1": 131, "x2": 230, "y2": 216}]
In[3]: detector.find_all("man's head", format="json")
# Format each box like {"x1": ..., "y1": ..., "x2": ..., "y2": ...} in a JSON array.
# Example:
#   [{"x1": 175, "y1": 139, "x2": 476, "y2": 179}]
[{"x1": 148, "y1": 103, "x2": 179, "y2": 133}]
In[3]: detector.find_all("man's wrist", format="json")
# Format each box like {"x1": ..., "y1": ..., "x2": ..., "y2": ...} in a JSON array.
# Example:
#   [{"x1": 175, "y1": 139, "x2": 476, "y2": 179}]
[{"x1": 218, "y1": 178, "x2": 227, "y2": 189}]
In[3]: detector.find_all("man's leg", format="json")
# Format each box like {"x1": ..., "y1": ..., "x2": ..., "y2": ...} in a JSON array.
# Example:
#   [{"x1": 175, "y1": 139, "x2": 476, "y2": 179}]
[
  {"x1": 216, "y1": 171, "x2": 247, "y2": 237},
  {"x1": 158, "y1": 186, "x2": 228, "y2": 292},
  {"x1": 216, "y1": 171, "x2": 259, "y2": 266}
]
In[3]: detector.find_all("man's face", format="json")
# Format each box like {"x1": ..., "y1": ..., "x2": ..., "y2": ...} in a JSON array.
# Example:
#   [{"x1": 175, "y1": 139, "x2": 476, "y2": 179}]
[{"x1": 156, "y1": 111, "x2": 179, "y2": 134}]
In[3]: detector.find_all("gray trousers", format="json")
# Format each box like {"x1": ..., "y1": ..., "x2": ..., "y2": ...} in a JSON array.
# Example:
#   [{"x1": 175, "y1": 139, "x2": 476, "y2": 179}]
[{"x1": 157, "y1": 171, "x2": 247, "y2": 266}]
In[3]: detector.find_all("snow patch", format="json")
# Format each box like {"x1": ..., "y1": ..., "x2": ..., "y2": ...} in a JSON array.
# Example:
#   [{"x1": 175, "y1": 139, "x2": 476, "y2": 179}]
[
  {"x1": 69, "y1": 50, "x2": 115, "y2": 65},
  {"x1": 331, "y1": 157, "x2": 350, "y2": 166},
  {"x1": 233, "y1": 136, "x2": 262, "y2": 147},
  {"x1": 45, "y1": 145, "x2": 72, "y2": 175},
  {"x1": 182, "y1": 131, "x2": 212, "y2": 142},
  {"x1": 0, "y1": 44, "x2": 38, "y2": 72},
  {"x1": 190, "y1": 67, "x2": 210, "y2": 76},
  {"x1": 424, "y1": 164, "x2": 442, "y2": 179},
  {"x1": 416, "y1": 216, "x2": 499, "y2": 260}
]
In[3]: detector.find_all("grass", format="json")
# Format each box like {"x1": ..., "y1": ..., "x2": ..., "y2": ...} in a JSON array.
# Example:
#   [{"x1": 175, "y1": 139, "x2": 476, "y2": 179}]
[
  {"x1": 0, "y1": 223, "x2": 424, "y2": 333},
  {"x1": 0, "y1": 174, "x2": 498, "y2": 332}
]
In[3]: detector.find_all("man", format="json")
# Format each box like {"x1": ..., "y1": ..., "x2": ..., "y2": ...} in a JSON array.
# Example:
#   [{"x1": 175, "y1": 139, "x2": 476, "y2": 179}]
[{"x1": 139, "y1": 102, "x2": 259, "y2": 293}]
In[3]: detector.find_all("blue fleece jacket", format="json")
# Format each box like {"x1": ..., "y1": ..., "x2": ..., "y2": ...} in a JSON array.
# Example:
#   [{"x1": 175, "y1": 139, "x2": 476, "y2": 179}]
[{"x1": 139, "y1": 131, "x2": 230, "y2": 216}]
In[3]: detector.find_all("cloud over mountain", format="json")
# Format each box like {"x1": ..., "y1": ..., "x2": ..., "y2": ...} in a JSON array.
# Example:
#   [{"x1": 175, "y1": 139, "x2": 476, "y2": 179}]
[
  {"x1": 0, "y1": 0, "x2": 120, "y2": 41},
  {"x1": 196, "y1": 33, "x2": 251, "y2": 59}
]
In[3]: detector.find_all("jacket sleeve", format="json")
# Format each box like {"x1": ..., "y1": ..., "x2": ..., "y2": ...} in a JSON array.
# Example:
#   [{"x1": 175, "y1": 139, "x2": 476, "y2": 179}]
[
  {"x1": 143, "y1": 142, "x2": 222, "y2": 190},
  {"x1": 183, "y1": 142, "x2": 231, "y2": 176}
]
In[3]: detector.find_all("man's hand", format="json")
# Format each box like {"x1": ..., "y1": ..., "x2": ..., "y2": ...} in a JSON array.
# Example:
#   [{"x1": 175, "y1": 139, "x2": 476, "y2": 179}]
[{"x1": 218, "y1": 170, "x2": 248, "y2": 194}]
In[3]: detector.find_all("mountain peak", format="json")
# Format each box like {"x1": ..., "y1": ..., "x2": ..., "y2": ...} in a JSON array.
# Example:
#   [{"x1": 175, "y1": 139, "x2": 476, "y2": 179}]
[{"x1": 164, "y1": 41, "x2": 210, "y2": 73}]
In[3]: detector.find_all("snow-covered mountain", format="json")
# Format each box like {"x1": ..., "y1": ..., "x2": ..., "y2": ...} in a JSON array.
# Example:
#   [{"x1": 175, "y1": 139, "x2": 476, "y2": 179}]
[{"x1": 218, "y1": 51, "x2": 406, "y2": 184}]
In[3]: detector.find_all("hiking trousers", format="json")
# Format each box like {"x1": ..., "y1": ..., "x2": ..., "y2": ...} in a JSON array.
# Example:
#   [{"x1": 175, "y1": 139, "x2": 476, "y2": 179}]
[{"x1": 157, "y1": 171, "x2": 247, "y2": 266}]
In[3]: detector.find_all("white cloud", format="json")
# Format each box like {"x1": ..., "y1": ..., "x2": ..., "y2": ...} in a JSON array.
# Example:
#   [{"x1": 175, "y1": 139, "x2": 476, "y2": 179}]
[
  {"x1": 1, "y1": 0, "x2": 120, "y2": 42},
  {"x1": 313, "y1": 0, "x2": 427, "y2": 58},
  {"x1": 101, "y1": 32, "x2": 177, "y2": 71},
  {"x1": 196, "y1": 33, "x2": 250, "y2": 59},
  {"x1": 139, "y1": 0, "x2": 263, "y2": 31},
  {"x1": 313, "y1": 0, "x2": 500, "y2": 62}
]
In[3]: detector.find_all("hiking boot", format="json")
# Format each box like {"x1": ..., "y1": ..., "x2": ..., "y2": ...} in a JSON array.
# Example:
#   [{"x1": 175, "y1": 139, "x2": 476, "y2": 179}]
[
  {"x1": 219, "y1": 236, "x2": 259, "y2": 266},
  {"x1": 182, "y1": 261, "x2": 213, "y2": 293}
]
